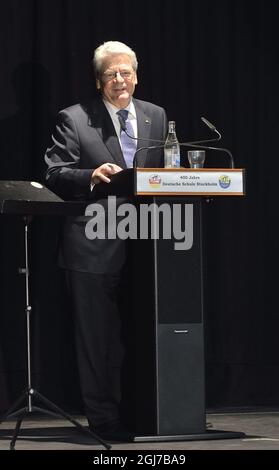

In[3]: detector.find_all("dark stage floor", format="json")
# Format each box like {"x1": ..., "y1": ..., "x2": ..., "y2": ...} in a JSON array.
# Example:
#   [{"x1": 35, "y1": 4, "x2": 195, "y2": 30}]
[{"x1": 0, "y1": 409, "x2": 279, "y2": 452}]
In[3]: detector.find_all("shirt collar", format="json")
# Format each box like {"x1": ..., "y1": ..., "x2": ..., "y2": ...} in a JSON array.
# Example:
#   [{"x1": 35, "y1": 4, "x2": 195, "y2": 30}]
[{"x1": 103, "y1": 99, "x2": 136, "y2": 120}]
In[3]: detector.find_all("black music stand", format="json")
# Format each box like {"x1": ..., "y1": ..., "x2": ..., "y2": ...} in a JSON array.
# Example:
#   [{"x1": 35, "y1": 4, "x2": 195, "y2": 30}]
[{"x1": 0, "y1": 181, "x2": 110, "y2": 450}]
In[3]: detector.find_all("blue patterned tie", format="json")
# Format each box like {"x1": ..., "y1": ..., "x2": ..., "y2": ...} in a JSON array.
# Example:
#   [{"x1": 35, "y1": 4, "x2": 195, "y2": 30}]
[{"x1": 117, "y1": 109, "x2": 137, "y2": 168}]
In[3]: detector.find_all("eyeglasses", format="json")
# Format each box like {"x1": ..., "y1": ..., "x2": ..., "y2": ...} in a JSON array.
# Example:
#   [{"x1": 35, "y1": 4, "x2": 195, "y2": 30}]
[{"x1": 102, "y1": 70, "x2": 134, "y2": 82}]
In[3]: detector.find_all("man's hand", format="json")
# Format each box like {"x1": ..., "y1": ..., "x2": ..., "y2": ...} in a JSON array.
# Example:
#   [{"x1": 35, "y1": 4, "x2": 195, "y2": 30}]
[{"x1": 91, "y1": 163, "x2": 123, "y2": 184}]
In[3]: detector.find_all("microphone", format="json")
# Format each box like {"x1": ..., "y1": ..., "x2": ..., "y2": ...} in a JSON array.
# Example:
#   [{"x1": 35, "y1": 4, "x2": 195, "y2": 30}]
[
  {"x1": 117, "y1": 114, "x2": 234, "y2": 168},
  {"x1": 133, "y1": 141, "x2": 234, "y2": 169},
  {"x1": 201, "y1": 116, "x2": 222, "y2": 141},
  {"x1": 118, "y1": 115, "x2": 222, "y2": 146},
  {"x1": 118, "y1": 113, "x2": 165, "y2": 145}
]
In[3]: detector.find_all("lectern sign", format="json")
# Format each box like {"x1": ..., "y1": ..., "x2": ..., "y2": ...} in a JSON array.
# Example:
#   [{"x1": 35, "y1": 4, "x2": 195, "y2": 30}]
[{"x1": 135, "y1": 168, "x2": 245, "y2": 196}]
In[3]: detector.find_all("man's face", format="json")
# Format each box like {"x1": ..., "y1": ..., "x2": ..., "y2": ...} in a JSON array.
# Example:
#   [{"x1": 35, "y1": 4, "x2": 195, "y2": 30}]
[{"x1": 97, "y1": 53, "x2": 138, "y2": 108}]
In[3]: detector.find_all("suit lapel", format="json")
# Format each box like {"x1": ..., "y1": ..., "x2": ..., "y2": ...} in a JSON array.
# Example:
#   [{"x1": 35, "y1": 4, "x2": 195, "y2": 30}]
[
  {"x1": 87, "y1": 98, "x2": 126, "y2": 168},
  {"x1": 86, "y1": 97, "x2": 155, "y2": 169},
  {"x1": 133, "y1": 99, "x2": 152, "y2": 167}
]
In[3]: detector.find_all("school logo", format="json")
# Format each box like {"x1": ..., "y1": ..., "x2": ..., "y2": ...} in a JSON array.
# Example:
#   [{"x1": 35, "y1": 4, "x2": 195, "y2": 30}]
[
  {"x1": 149, "y1": 174, "x2": 162, "y2": 188},
  {"x1": 219, "y1": 175, "x2": 231, "y2": 189}
]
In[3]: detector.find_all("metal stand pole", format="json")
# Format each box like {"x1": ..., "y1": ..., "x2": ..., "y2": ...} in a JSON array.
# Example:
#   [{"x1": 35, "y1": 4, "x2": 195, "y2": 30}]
[{"x1": 0, "y1": 216, "x2": 110, "y2": 450}]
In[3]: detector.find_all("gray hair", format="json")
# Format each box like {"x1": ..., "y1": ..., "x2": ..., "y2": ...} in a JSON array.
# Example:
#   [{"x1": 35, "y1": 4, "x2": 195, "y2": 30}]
[{"x1": 93, "y1": 41, "x2": 138, "y2": 78}]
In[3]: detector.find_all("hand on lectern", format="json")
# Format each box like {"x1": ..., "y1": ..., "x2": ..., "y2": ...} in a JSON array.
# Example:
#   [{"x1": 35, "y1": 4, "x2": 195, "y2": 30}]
[{"x1": 92, "y1": 163, "x2": 123, "y2": 184}]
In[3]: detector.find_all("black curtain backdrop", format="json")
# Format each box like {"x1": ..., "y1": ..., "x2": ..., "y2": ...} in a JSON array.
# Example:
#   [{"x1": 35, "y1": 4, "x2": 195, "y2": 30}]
[{"x1": 0, "y1": 0, "x2": 278, "y2": 413}]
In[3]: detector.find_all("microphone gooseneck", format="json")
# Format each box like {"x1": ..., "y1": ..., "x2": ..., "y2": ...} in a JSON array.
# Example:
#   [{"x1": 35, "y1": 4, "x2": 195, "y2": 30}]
[
  {"x1": 117, "y1": 114, "x2": 234, "y2": 168},
  {"x1": 181, "y1": 142, "x2": 234, "y2": 169},
  {"x1": 133, "y1": 142, "x2": 234, "y2": 169},
  {"x1": 133, "y1": 144, "x2": 165, "y2": 168},
  {"x1": 118, "y1": 114, "x2": 166, "y2": 144},
  {"x1": 118, "y1": 114, "x2": 222, "y2": 147}
]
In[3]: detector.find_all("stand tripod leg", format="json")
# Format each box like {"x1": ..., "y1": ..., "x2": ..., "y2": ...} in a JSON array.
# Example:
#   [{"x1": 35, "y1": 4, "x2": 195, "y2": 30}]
[
  {"x1": 0, "y1": 390, "x2": 28, "y2": 423},
  {"x1": 2, "y1": 218, "x2": 110, "y2": 450},
  {"x1": 10, "y1": 417, "x2": 23, "y2": 450},
  {"x1": 33, "y1": 390, "x2": 111, "y2": 450}
]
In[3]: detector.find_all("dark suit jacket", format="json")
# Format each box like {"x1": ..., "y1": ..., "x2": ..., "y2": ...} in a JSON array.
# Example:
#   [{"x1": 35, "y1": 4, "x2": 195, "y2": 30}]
[{"x1": 45, "y1": 96, "x2": 167, "y2": 273}]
